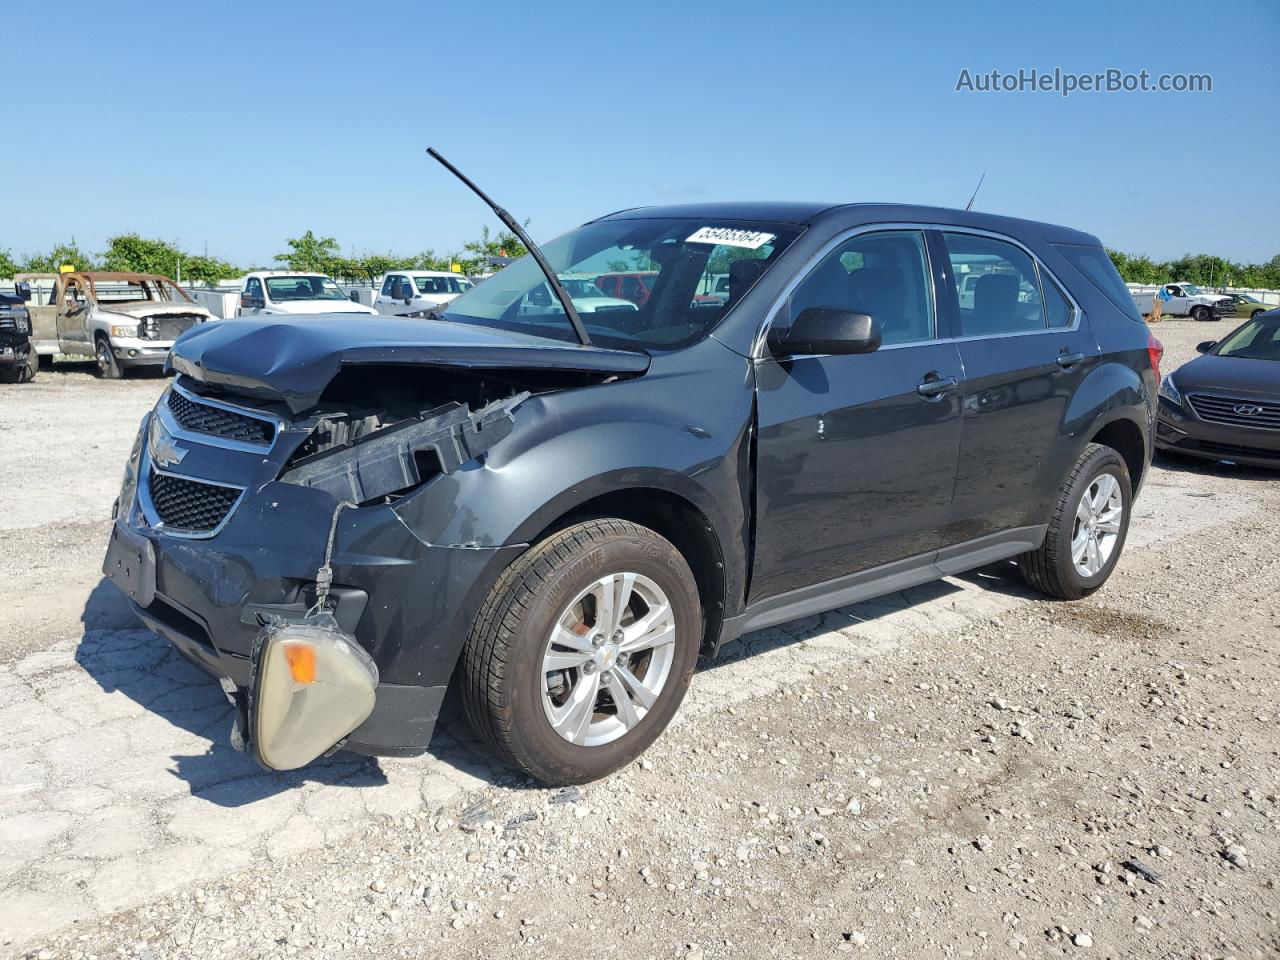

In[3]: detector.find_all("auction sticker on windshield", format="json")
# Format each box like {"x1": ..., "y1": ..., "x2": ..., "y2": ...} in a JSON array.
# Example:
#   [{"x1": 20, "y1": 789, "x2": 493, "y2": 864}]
[{"x1": 686, "y1": 227, "x2": 776, "y2": 249}]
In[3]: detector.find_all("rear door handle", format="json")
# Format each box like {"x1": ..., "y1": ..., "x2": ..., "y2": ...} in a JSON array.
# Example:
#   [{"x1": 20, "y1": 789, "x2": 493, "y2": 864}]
[
  {"x1": 916, "y1": 375, "x2": 959, "y2": 399},
  {"x1": 1057, "y1": 351, "x2": 1086, "y2": 369}
]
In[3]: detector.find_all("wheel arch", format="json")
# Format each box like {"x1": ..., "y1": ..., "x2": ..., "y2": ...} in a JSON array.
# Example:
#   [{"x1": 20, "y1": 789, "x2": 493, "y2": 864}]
[
  {"x1": 1087, "y1": 414, "x2": 1147, "y2": 492},
  {"x1": 521, "y1": 484, "x2": 729, "y2": 657}
]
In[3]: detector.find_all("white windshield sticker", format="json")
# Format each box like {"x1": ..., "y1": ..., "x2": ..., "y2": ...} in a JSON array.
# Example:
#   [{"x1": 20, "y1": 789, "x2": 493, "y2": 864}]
[{"x1": 685, "y1": 226, "x2": 776, "y2": 249}]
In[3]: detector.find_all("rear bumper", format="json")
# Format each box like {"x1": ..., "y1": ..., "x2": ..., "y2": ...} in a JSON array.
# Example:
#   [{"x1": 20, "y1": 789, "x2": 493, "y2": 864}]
[
  {"x1": 104, "y1": 427, "x2": 523, "y2": 756},
  {"x1": 1156, "y1": 398, "x2": 1280, "y2": 469}
]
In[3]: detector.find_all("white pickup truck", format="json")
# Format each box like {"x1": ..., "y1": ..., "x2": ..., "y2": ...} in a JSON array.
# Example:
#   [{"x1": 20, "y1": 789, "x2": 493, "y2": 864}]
[
  {"x1": 374, "y1": 270, "x2": 475, "y2": 317},
  {"x1": 21, "y1": 271, "x2": 216, "y2": 378},
  {"x1": 236, "y1": 272, "x2": 377, "y2": 317},
  {"x1": 1132, "y1": 282, "x2": 1234, "y2": 322}
]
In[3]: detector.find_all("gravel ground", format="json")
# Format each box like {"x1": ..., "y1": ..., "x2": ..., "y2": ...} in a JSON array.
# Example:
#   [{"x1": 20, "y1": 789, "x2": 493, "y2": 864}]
[{"x1": 2, "y1": 321, "x2": 1277, "y2": 960}]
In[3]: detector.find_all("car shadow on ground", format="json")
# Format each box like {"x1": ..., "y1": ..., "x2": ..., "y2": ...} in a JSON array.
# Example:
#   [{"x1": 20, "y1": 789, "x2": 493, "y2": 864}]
[
  {"x1": 74, "y1": 560, "x2": 1040, "y2": 807},
  {"x1": 76, "y1": 578, "x2": 394, "y2": 806},
  {"x1": 1153, "y1": 451, "x2": 1277, "y2": 483}
]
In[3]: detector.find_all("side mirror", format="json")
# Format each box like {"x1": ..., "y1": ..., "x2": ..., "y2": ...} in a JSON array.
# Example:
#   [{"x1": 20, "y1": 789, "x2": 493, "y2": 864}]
[
  {"x1": 397, "y1": 282, "x2": 414, "y2": 302},
  {"x1": 767, "y1": 308, "x2": 882, "y2": 357},
  {"x1": 1196, "y1": 340, "x2": 1217, "y2": 353},
  {"x1": 349, "y1": 291, "x2": 360, "y2": 303},
  {"x1": 240, "y1": 293, "x2": 264, "y2": 310},
  {"x1": 15, "y1": 281, "x2": 31, "y2": 302}
]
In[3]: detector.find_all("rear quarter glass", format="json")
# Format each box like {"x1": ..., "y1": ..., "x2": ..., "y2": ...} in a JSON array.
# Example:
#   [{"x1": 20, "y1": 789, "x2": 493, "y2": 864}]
[{"x1": 1053, "y1": 243, "x2": 1144, "y2": 323}]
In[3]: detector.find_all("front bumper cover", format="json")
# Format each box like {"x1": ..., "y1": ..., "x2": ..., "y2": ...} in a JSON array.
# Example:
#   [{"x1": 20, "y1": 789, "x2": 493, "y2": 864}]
[
  {"x1": 104, "y1": 409, "x2": 524, "y2": 756},
  {"x1": 1156, "y1": 397, "x2": 1280, "y2": 469}
]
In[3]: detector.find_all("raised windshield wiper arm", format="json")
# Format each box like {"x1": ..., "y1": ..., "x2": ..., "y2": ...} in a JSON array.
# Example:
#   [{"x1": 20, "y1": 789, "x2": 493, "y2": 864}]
[{"x1": 426, "y1": 147, "x2": 591, "y2": 346}]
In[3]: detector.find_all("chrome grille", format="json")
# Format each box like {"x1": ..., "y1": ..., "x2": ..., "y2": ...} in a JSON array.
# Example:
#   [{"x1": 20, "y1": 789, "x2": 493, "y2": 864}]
[
  {"x1": 147, "y1": 468, "x2": 241, "y2": 533},
  {"x1": 167, "y1": 390, "x2": 275, "y2": 445},
  {"x1": 1187, "y1": 394, "x2": 1280, "y2": 430}
]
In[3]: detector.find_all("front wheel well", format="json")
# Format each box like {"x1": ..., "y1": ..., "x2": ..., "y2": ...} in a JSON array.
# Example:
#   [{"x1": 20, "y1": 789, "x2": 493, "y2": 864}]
[
  {"x1": 1088, "y1": 418, "x2": 1146, "y2": 491},
  {"x1": 531, "y1": 489, "x2": 726, "y2": 656}
]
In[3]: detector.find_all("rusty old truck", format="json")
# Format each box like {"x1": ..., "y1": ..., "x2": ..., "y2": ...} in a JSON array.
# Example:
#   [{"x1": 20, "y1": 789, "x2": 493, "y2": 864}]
[{"x1": 22, "y1": 272, "x2": 216, "y2": 378}]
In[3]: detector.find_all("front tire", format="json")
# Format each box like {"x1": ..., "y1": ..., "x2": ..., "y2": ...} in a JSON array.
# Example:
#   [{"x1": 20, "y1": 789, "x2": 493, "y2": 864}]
[
  {"x1": 19, "y1": 348, "x2": 38, "y2": 383},
  {"x1": 1018, "y1": 443, "x2": 1132, "y2": 600},
  {"x1": 95, "y1": 336, "x2": 123, "y2": 379},
  {"x1": 461, "y1": 519, "x2": 702, "y2": 785},
  {"x1": 1191, "y1": 306, "x2": 1211, "y2": 322}
]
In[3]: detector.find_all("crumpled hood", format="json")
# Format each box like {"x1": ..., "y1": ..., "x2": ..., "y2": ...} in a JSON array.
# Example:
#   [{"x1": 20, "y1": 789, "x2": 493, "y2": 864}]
[
  {"x1": 262, "y1": 299, "x2": 376, "y2": 315},
  {"x1": 1172, "y1": 353, "x2": 1280, "y2": 397},
  {"x1": 99, "y1": 301, "x2": 214, "y2": 319},
  {"x1": 169, "y1": 314, "x2": 651, "y2": 414}
]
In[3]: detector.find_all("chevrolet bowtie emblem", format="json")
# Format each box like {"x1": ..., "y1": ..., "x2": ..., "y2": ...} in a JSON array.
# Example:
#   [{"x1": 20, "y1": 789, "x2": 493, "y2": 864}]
[{"x1": 149, "y1": 418, "x2": 188, "y2": 469}]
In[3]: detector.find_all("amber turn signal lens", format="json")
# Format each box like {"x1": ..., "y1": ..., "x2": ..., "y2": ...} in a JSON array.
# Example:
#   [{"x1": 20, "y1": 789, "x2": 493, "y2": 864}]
[{"x1": 283, "y1": 643, "x2": 317, "y2": 684}]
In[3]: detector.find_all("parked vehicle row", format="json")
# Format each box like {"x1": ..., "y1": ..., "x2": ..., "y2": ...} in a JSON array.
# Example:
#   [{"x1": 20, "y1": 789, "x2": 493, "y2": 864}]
[{"x1": 103, "y1": 198, "x2": 1163, "y2": 785}]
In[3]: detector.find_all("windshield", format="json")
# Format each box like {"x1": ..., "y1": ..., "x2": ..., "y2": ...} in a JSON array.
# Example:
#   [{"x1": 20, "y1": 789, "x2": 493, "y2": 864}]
[
  {"x1": 1181, "y1": 284, "x2": 1201, "y2": 295},
  {"x1": 560, "y1": 278, "x2": 607, "y2": 298},
  {"x1": 266, "y1": 276, "x2": 347, "y2": 301},
  {"x1": 414, "y1": 276, "x2": 472, "y2": 295},
  {"x1": 1215, "y1": 314, "x2": 1280, "y2": 361},
  {"x1": 441, "y1": 218, "x2": 802, "y2": 351}
]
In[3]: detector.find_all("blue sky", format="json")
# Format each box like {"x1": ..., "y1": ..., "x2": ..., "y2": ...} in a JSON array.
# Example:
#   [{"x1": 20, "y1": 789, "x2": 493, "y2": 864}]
[{"x1": 7, "y1": 0, "x2": 1278, "y2": 266}]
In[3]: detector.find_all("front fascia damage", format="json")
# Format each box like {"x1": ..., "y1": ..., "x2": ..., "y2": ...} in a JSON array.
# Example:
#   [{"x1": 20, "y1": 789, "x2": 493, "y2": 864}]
[{"x1": 279, "y1": 391, "x2": 530, "y2": 505}]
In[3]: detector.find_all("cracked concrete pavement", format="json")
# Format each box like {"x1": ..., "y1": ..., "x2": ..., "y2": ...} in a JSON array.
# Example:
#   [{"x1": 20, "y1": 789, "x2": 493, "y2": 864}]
[{"x1": 0, "y1": 330, "x2": 1273, "y2": 953}]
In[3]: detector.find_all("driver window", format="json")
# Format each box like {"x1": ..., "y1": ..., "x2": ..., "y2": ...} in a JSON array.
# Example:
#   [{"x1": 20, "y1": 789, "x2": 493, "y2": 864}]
[
  {"x1": 380, "y1": 276, "x2": 397, "y2": 296},
  {"x1": 787, "y1": 230, "x2": 935, "y2": 345},
  {"x1": 62, "y1": 279, "x2": 85, "y2": 308}
]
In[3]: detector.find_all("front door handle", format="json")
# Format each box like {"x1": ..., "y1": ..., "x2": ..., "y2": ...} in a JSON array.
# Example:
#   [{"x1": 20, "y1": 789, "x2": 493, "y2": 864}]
[
  {"x1": 1057, "y1": 351, "x2": 1087, "y2": 369},
  {"x1": 916, "y1": 374, "x2": 959, "y2": 399}
]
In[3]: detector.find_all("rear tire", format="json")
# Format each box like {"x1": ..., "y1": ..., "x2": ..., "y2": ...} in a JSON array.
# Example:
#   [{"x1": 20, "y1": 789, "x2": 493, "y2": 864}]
[
  {"x1": 461, "y1": 519, "x2": 701, "y2": 785},
  {"x1": 95, "y1": 336, "x2": 123, "y2": 379},
  {"x1": 1018, "y1": 443, "x2": 1132, "y2": 601}
]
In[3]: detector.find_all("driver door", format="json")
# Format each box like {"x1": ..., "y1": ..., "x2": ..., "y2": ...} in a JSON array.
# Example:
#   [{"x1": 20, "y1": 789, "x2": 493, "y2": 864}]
[
  {"x1": 751, "y1": 229, "x2": 964, "y2": 603},
  {"x1": 57, "y1": 277, "x2": 91, "y2": 354}
]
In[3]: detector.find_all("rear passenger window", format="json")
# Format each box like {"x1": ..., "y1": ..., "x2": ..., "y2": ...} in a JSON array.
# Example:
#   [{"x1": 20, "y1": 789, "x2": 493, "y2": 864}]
[
  {"x1": 1053, "y1": 243, "x2": 1143, "y2": 322},
  {"x1": 1043, "y1": 274, "x2": 1074, "y2": 328},
  {"x1": 942, "y1": 233, "x2": 1046, "y2": 336},
  {"x1": 787, "y1": 230, "x2": 934, "y2": 345}
]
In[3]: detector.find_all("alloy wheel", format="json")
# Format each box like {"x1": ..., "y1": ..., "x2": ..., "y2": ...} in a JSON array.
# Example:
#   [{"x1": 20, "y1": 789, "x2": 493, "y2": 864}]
[
  {"x1": 540, "y1": 572, "x2": 676, "y2": 747},
  {"x1": 1070, "y1": 472, "x2": 1123, "y2": 578}
]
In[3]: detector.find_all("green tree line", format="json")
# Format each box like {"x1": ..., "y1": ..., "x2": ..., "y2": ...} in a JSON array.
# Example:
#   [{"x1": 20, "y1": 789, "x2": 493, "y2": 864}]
[
  {"x1": 5, "y1": 233, "x2": 1278, "y2": 291},
  {"x1": 0, "y1": 226, "x2": 529, "y2": 286},
  {"x1": 1107, "y1": 249, "x2": 1280, "y2": 289}
]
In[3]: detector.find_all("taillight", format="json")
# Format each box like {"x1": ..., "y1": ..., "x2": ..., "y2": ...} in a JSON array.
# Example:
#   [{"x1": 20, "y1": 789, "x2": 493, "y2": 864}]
[{"x1": 1147, "y1": 331, "x2": 1164, "y2": 383}]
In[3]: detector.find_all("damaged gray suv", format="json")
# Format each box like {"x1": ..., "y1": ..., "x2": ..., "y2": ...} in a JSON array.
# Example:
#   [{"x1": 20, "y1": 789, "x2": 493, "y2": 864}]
[{"x1": 104, "y1": 200, "x2": 1160, "y2": 785}]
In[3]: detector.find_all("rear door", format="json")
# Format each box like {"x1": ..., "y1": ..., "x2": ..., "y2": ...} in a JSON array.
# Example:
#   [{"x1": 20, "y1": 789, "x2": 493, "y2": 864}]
[
  {"x1": 26, "y1": 279, "x2": 59, "y2": 349},
  {"x1": 751, "y1": 228, "x2": 964, "y2": 602},
  {"x1": 935, "y1": 229, "x2": 1101, "y2": 548}
]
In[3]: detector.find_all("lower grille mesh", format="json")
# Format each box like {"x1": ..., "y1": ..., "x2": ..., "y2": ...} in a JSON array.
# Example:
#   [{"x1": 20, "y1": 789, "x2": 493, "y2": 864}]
[{"x1": 148, "y1": 469, "x2": 240, "y2": 533}]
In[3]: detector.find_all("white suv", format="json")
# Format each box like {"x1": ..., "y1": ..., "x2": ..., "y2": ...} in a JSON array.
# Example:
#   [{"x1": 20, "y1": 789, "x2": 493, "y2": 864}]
[
  {"x1": 237, "y1": 272, "x2": 377, "y2": 317},
  {"x1": 375, "y1": 271, "x2": 475, "y2": 317}
]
